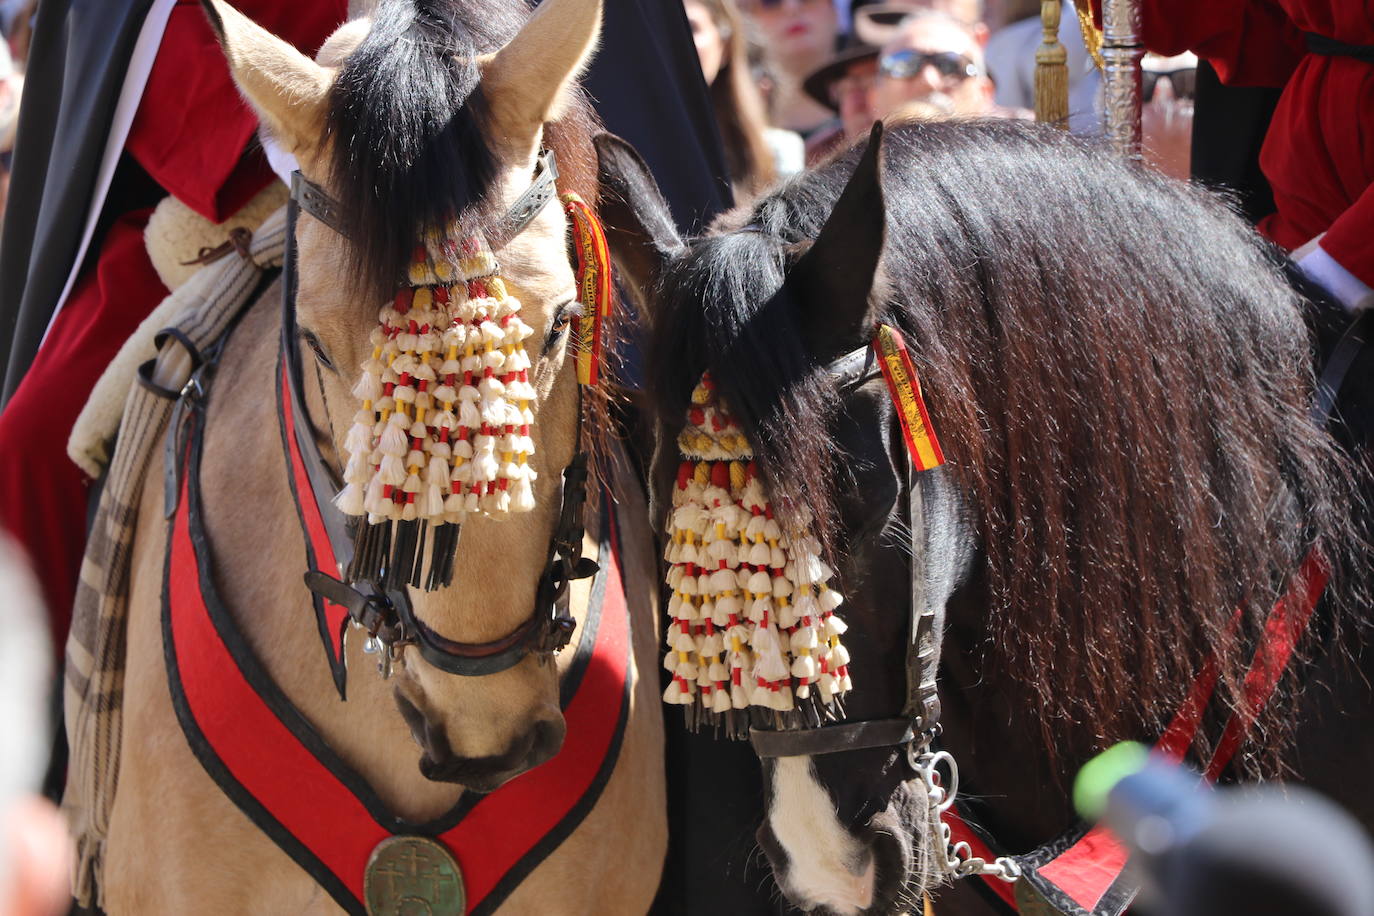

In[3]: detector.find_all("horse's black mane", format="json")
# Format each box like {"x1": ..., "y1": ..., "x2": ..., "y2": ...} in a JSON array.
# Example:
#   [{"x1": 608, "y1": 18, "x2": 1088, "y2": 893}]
[
  {"x1": 649, "y1": 118, "x2": 1359, "y2": 762},
  {"x1": 325, "y1": 0, "x2": 524, "y2": 302}
]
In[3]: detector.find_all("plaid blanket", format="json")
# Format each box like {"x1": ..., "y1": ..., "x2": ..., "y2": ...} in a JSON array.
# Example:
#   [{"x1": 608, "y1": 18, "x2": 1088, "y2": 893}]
[{"x1": 63, "y1": 206, "x2": 287, "y2": 907}]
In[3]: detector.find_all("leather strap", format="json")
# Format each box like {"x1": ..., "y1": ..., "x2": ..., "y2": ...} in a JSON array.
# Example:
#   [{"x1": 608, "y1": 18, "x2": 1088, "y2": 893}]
[
  {"x1": 495, "y1": 149, "x2": 560, "y2": 244},
  {"x1": 1313, "y1": 309, "x2": 1370, "y2": 426},
  {"x1": 751, "y1": 718, "x2": 914, "y2": 757},
  {"x1": 290, "y1": 172, "x2": 346, "y2": 236},
  {"x1": 288, "y1": 149, "x2": 560, "y2": 244},
  {"x1": 903, "y1": 457, "x2": 943, "y2": 731}
]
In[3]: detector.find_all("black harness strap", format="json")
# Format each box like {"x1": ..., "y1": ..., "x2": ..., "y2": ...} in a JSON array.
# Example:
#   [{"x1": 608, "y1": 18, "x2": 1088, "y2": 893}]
[
  {"x1": 1313, "y1": 309, "x2": 1371, "y2": 426},
  {"x1": 751, "y1": 718, "x2": 914, "y2": 758}
]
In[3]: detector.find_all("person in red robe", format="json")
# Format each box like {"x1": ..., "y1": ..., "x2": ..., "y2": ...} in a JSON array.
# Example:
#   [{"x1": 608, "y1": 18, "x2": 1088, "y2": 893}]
[
  {"x1": 1103, "y1": 0, "x2": 1373, "y2": 310},
  {"x1": 0, "y1": 1, "x2": 348, "y2": 644}
]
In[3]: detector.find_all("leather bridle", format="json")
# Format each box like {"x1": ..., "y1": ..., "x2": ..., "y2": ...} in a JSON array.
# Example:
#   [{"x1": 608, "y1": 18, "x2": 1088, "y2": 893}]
[
  {"x1": 749, "y1": 341, "x2": 944, "y2": 759},
  {"x1": 282, "y1": 150, "x2": 598, "y2": 679}
]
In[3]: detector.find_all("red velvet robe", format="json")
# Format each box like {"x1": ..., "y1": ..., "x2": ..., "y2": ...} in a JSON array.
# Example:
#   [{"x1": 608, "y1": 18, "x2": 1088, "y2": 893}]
[
  {"x1": 1101, "y1": 0, "x2": 1374, "y2": 286},
  {"x1": 0, "y1": 0, "x2": 346, "y2": 640}
]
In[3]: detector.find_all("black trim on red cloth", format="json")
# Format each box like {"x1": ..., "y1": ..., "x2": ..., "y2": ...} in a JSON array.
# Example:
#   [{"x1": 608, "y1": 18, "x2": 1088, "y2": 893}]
[
  {"x1": 164, "y1": 374, "x2": 631, "y2": 912},
  {"x1": 275, "y1": 356, "x2": 351, "y2": 700},
  {"x1": 163, "y1": 413, "x2": 365, "y2": 913}
]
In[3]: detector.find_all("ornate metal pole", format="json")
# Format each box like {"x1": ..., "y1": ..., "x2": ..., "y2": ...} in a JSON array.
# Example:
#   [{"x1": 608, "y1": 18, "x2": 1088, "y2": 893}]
[{"x1": 1100, "y1": 0, "x2": 1143, "y2": 160}]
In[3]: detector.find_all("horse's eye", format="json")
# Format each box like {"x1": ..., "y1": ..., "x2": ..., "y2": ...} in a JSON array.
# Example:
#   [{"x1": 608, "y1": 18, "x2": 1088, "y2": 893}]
[
  {"x1": 301, "y1": 329, "x2": 334, "y2": 370},
  {"x1": 543, "y1": 301, "x2": 581, "y2": 355}
]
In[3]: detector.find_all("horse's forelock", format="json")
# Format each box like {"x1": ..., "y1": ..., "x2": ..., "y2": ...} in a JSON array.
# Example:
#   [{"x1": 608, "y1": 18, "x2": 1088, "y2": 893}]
[
  {"x1": 323, "y1": 0, "x2": 524, "y2": 304},
  {"x1": 648, "y1": 190, "x2": 848, "y2": 550}
]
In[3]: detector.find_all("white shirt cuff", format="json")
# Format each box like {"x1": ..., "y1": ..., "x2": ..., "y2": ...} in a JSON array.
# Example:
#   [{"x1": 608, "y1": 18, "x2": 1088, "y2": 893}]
[{"x1": 1296, "y1": 242, "x2": 1374, "y2": 313}]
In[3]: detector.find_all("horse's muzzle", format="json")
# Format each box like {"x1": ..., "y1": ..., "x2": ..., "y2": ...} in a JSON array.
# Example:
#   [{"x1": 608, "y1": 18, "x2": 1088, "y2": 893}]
[{"x1": 396, "y1": 692, "x2": 566, "y2": 793}]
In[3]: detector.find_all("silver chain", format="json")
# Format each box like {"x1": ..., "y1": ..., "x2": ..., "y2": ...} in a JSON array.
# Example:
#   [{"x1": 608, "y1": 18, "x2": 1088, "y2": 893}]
[{"x1": 909, "y1": 744, "x2": 1023, "y2": 883}]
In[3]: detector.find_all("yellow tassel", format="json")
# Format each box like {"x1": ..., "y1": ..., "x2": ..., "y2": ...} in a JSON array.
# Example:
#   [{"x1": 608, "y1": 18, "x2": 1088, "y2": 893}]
[
  {"x1": 1074, "y1": 1, "x2": 1105, "y2": 71},
  {"x1": 1035, "y1": 0, "x2": 1069, "y2": 128}
]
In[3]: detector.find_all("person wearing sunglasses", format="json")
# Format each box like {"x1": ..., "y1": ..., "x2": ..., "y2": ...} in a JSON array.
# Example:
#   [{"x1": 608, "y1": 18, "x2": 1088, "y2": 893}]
[{"x1": 872, "y1": 10, "x2": 996, "y2": 118}]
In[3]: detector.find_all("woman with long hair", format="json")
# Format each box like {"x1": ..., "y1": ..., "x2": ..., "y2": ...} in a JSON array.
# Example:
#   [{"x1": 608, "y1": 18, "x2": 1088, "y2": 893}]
[{"x1": 685, "y1": 0, "x2": 798, "y2": 196}]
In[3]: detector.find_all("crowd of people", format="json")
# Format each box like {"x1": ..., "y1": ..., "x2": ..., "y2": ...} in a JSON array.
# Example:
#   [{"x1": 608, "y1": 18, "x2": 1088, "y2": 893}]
[
  {"x1": 683, "y1": 0, "x2": 1198, "y2": 197},
  {"x1": 681, "y1": 0, "x2": 1209, "y2": 197}
]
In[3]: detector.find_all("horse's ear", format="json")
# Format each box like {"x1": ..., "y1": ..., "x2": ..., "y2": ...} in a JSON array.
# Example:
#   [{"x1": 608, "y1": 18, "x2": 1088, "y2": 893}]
[
  {"x1": 787, "y1": 121, "x2": 887, "y2": 358},
  {"x1": 481, "y1": 0, "x2": 602, "y2": 161},
  {"x1": 593, "y1": 132, "x2": 683, "y2": 307},
  {"x1": 200, "y1": 0, "x2": 334, "y2": 160}
]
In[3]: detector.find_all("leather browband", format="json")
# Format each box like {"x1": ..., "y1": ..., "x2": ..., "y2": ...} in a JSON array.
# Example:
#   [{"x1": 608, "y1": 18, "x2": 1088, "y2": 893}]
[{"x1": 289, "y1": 149, "x2": 560, "y2": 244}]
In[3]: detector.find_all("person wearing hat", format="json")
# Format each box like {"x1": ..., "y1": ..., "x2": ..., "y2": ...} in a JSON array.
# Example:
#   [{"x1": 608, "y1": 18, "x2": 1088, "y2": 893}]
[
  {"x1": 801, "y1": 37, "x2": 881, "y2": 158},
  {"x1": 853, "y1": 0, "x2": 990, "y2": 44}
]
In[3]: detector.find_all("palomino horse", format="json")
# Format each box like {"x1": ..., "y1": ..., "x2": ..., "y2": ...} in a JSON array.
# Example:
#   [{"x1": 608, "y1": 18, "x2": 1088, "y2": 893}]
[
  {"x1": 597, "y1": 119, "x2": 1374, "y2": 914},
  {"x1": 82, "y1": 0, "x2": 666, "y2": 911}
]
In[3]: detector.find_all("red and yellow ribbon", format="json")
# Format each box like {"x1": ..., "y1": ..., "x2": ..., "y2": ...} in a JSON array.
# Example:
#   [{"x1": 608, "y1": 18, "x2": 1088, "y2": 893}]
[
  {"x1": 562, "y1": 193, "x2": 613, "y2": 386},
  {"x1": 873, "y1": 323, "x2": 945, "y2": 471}
]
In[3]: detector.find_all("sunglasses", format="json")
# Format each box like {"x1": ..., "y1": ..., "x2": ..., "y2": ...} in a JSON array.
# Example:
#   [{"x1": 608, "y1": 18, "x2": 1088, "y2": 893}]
[
  {"x1": 878, "y1": 49, "x2": 980, "y2": 81},
  {"x1": 1142, "y1": 67, "x2": 1196, "y2": 101}
]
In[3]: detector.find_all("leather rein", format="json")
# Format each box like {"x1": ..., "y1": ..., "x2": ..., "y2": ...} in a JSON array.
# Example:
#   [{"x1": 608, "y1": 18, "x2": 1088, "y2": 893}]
[{"x1": 282, "y1": 150, "x2": 598, "y2": 679}]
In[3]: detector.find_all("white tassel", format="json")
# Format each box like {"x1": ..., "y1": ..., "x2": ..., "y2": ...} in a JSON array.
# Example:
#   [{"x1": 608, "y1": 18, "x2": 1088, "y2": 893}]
[
  {"x1": 379, "y1": 424, "x2": 407, "y2": 457},
  {"x1": 751, "y1": 624, "x2": 790, "y2": 682},
  {"x1": 512, "y1": 477, "x2": 535, "y2": 513},
  {"x1": 422, "y1": 486, "x2": 444, "y2": 517},
  {"x1": 663, "y1": 680, "x2": 692, "y2": 705},
  {"x1": 379, "y1": 455, "x2": 406, "y2": 486},
  {"x1": 336, "y1": 483, "x2": 366, "y2": 515}
]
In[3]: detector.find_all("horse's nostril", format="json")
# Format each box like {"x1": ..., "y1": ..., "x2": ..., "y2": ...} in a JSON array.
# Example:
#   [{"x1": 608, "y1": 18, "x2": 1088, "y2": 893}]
[
  {"x1": 417, "y1": 717, "x2": 566, "y2": 791},
  {"x1": 528, "y1": 718, "x2": 566, "y2": 765}
]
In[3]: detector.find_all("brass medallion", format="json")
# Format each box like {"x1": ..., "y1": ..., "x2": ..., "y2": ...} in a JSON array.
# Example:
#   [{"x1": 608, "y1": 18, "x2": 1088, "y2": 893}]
[{"x1": 364, "y1": 835, "x2": 466, "y2": 916}]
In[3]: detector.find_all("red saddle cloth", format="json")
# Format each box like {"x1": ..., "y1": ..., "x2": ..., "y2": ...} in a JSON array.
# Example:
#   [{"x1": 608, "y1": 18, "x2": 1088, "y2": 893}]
[{"x1": 163, "y1": 401, "x2": 632, "y2": 915}]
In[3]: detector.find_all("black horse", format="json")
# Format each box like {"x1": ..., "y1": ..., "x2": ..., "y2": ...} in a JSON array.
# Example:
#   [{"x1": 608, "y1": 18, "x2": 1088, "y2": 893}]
[{"x1": 597, "y1": 118, "x2": 1374, "y2": 914}]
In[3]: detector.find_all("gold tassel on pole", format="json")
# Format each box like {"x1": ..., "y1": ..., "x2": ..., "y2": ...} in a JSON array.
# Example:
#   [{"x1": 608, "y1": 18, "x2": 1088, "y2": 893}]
[{"x1": 1034, "y1": 0, "x2": 1069, "y2": 128}]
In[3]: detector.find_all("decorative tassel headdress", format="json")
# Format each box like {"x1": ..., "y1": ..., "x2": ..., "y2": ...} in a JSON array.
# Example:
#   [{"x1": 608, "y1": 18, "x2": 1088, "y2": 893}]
[
  {"x1": 335, "y1": 193, "x2": 613, "y2": 591},
  {"x1": 662, "y1": 325, "x2": 946, "y2": 738},
  {"x1": 663, "y1": 374, "x2": 853, "y2": 736}
]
